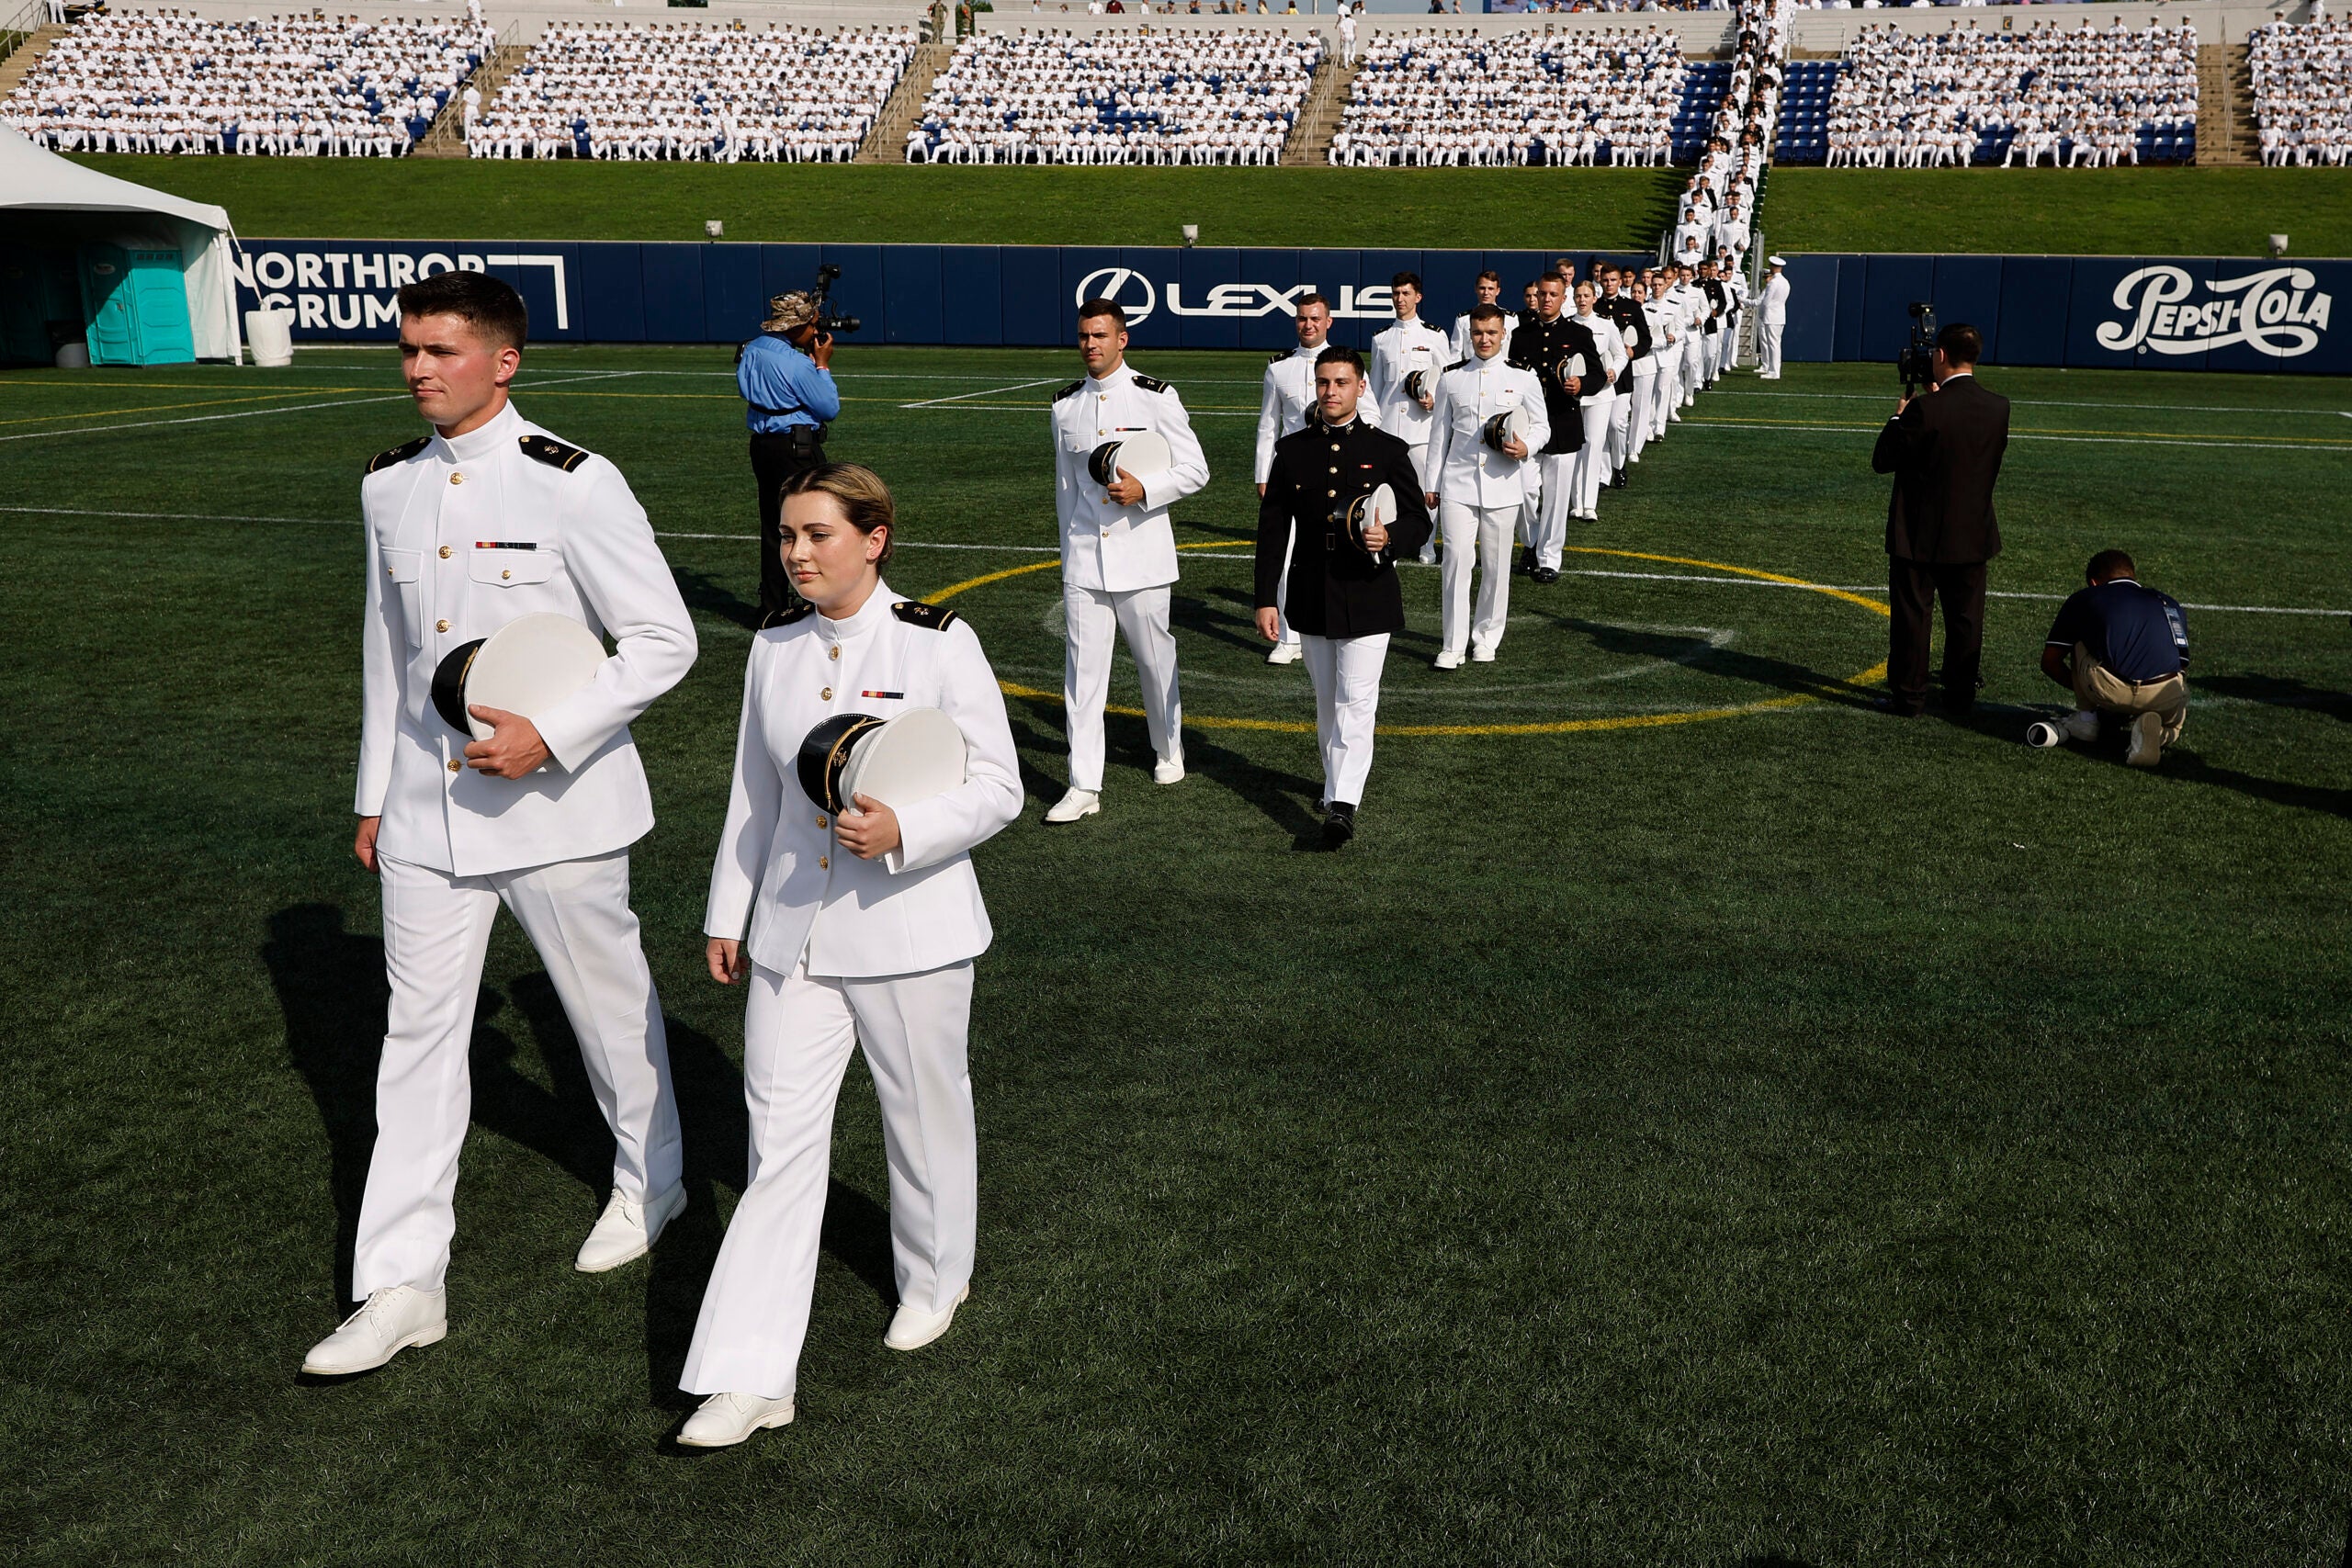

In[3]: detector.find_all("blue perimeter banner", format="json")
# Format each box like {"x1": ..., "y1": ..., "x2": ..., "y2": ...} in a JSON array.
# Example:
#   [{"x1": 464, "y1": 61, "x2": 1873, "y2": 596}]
[{"x1": 232, "y1": 242, "x2": 2347, "y2": 374}]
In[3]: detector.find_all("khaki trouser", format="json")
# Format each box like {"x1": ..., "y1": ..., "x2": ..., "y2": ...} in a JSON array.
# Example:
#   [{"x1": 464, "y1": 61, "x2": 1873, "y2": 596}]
[{"x1": 2073, "y1": 643, "x2": 2188, "y2": 746}]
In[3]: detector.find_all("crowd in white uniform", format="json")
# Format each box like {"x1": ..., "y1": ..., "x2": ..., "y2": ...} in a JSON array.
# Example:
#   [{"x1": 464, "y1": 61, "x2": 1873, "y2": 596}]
[
  {"x1": 466, "y1": 23, "x2": 914, "y2": 163},
  {"x1": 1822, "y1": 19, "x2": 2197, "y2": 169},
  {"x1": 1329, "y1": 28, "x2": 1684, "y2": 166},
  {"x1": 2252, "y1": 20, "x2": 2352, "y2": 166},
  {"x1": 906, "y1": 28, "x2": 1316, "y2": 164},
  {"x1": 6, "y1": 9, "x2": 490, "y2": 156}
]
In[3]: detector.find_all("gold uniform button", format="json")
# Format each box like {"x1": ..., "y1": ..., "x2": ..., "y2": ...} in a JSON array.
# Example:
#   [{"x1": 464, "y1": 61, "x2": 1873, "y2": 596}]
[
  {"x1": 447, "y1": 759, "x2": 462, "y2": 773},
  {"x1": 1328, "y1": 466, "x2": 1338, "y2": 474},
  {"x1": 449, "y1": 472, "x2": 465, "y2": 486},
  {"x1": 1327, "y1": 489, "x2": 1337, "y2": 497},
  {"x1": 818, "y1": 855, "x2": 829, "y2": 870},
  {"x1": 502, "y1": 570, "x2": 512, "y2": 580},
  {"x1": 820, "y1": 686, "x2": 833, "y2": 700},
  {"x1": 438, "y1": 546, "x2": 452, "y2": 559},
  {"x1": 435, "y1": 618, "x2": 450, "y2": 633},
  {"x1": 828, "y1": 646, "x2": 840, "y2": 661},
  {"x1": 816, "y1": 816, "x2": 829, "y2": 829}
]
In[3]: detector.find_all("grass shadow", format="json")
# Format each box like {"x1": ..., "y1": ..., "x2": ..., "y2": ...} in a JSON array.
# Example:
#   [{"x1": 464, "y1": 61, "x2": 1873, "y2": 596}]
[
  {"x1": 265, "y1": 903, "x2": 387, "y2": 1307},
  {"x1": 1553, "y1": 615, "x2": 1883, "y2": 707},
  {"x1": 671, "y1": 566, "x2": 763, "y2": 633},
  {"x1": 2199, "y1": 673, "x2": 2352, "y2": 724}
]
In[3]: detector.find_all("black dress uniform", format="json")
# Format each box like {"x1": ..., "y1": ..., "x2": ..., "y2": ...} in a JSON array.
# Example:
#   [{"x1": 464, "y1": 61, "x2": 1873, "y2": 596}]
[
  {"x1": 1254, "y1": 414, "x2": 1433, "y2": 841},
  {"x1": 1699, "y1": 276, "x2": 1728, "y2": 386},
  {"x1": 1597, "y1": 290, "x2": 1652, "y2": 485},
  {"x1": 1508, "y1": 311, "x2": 1608, "y2": 580}
]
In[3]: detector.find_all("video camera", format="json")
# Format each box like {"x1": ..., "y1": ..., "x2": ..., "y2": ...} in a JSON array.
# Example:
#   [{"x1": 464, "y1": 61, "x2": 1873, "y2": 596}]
[
  {"x1": 811, "y1": 264, "x2": 860, "y2": 338},
  {"x1": 1897, "y1": 300, "x2": 1938, "y2": 395}
]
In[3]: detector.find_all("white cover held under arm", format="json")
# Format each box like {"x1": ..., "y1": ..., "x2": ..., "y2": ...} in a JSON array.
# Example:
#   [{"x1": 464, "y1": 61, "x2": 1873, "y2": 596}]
[
  {"x1": 356, "y1": 400, "x2": 697, "y2": 878},
  {"x1": 1051, "y1": 362, "x2": 1211, "y2": 593},
  {"x1": 704, "y1": 584, "x2": 1022, "y2": 980}
]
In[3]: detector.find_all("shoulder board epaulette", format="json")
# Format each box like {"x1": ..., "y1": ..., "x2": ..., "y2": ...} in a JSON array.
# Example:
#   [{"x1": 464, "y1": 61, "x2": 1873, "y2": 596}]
[
  {"x1": 892, "y1": 600, "x2": 961, "y2": 632},
  {"x1": 365, "y1": 435, "x2": 430, "y2": 474},
  {"x1": 1130, "y1": 373, "x2": 1171, "y2": 394},
  {"x1": 1269, "y1": 350, "x2": 1288, "y2": 366},
  {"x1": 1447, "y1": 358, "x2": 1468, "y2": 371},
  {"x1": 759, "y1": 602, "x2": 815, "y2": 631},
  {"x1": 1054, "y1": 378, "x2": 1087, "y2": 401},
  {"x1": 518, "y1": 434, "x2": 591, "y2": 472}
]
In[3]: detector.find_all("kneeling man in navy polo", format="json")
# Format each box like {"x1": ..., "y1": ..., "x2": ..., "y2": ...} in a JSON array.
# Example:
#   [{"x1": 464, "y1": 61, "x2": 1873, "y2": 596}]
[{"x1": 2032, "y1": 549, "x2": 2190, "y2": 768}]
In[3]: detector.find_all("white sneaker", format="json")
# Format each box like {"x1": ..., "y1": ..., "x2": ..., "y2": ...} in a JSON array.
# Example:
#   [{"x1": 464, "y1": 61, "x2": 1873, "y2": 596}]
[
  {"x1": 2125, "y1": 711, "x2": 2164, "y2": 767},
  {"x1": 1433, "y1": 649, "x2": 1463, "y2": 670},
  {"x1": 301, "y1": 1286, "x2": 447, "y2": 1376},
  {"x1": 575, "y1": 1182, "x2": 686, "y2": 1273},
  {"x1": 1152, "y1": 753, "x2": 1185, "y2": 784},
  {"x1": 885, "y1": 1284, "x2": 969, "y2": 1351},
  {"x1": 1469, "y1": 647, "x2": 1497, "y2": 663},
  {"x1": 677, "y1": 1392, "x2": 795, "y2": 1449},
  {"x1": 2061, "y1": 708, "x2": 2101, "y2": 743},
  {"x1": 1266, "y1": 640, "x2": 1303, "y2": 666},
  {"x1": 1044, "y1": 786, "x2": 1100, "y2": 824}
]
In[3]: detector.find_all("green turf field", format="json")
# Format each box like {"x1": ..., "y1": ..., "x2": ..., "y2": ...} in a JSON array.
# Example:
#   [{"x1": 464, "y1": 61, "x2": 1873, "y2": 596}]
[
  {"x1": 63, "y1": 153, "x2": 2352, "y2": 256},
  {"x1": 6, "y1": 344, "x2": 2352, "y2": 1563}
]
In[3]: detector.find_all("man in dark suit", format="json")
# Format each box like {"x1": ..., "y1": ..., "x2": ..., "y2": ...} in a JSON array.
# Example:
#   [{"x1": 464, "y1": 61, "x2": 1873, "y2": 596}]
[
  {"x1": 1255, "y1": 345, "x2": 1433, "y2": 847},
  {"x1": 1870, "y1": 322, "x2": 2010, "y2": 716}
]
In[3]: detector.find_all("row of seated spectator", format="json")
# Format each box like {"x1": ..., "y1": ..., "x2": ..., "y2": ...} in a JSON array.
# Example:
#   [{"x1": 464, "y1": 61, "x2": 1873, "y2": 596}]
[
  {"x1": 2250, "y1": 20, "x2": 2352, "y2": 167},
  {"x1": 906, "y1": 28, "x2": 1317, "y2": 164},
  {"x1": 467, "y1": 22, "x2": 913, "y2": 163},
  {"x1": 1329, "y1": 28, "x2": 1684, "y2": 167},
  {"x1": 1818, "y1": 19, "x2": 2197, "y2": 168},
  {"x1": 5, "y1": 9, "x2": 489, "y2": 156}
]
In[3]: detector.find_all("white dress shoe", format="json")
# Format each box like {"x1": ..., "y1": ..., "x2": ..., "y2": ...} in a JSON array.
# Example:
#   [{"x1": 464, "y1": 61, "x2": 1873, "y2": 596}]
[
  {"x1": 1469, "y1": 647, "x2": 1497, "y2": 663},
  {"x1": 575, "y1": 1182, "x2": 686, "y2": 1273},
  {"x1": 301, "y1": 1286, "x2": 447, "y2": 1376},
  {"x1": 1152, "y1": 753, "x2": 1184, "y2": 784},
  {"x1": 884, "y1": 1284, "x2": 969, "y2": 1351},
  {"x1": 1044, "y1": 786, "x2": 1101, "y2": 824},
  {"x1": 678, "y1": 1392, "x2": 795, "y2": 1449},
  {"x1": 1433, "y1": 649, "x2": 1463, "y2": 671},
  {"x1": 1266, "y1": 640, "x2": 1303, "y2": 665}
]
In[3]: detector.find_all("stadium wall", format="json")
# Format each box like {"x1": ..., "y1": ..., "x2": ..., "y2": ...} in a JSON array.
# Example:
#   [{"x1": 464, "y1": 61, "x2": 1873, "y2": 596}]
[{"x1": 230, "y1": 241, "x2": 2347, "y2": 374}]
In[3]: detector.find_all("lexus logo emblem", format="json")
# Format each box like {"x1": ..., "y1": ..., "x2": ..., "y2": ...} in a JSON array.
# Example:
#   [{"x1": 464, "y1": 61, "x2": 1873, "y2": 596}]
[{"x1": 1076, "y1": 266, "x2": 1157, "y2": 326}]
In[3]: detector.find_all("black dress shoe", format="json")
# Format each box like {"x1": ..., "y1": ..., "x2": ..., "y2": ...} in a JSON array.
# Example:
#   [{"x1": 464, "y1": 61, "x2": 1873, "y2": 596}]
[
  {"x1": 1514, "y1": 547, "x2": 1536, "y2": 576},
  {"x1": 1321, "y1": 803, "x2": 1357, "y2": 849},
  {"x1": 1871, "y1": 695, "x2": 1923, "y2": 718},
  {"x1": 1531, "y1": 566, "x2": 1560, "y2": 584},
  {"x1": 1609, "y1": 471, "x2": 1627, "y2": 489}
]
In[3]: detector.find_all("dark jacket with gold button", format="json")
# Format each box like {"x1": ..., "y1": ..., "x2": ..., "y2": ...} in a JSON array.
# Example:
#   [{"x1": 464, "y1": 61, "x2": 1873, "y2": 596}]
[
  {"x1": 1507, "y1": 312, "x2": 1607, "y2": 455},
  {"x1": 1254, "y1": 416, "x2": 1433, "y2": 639}
]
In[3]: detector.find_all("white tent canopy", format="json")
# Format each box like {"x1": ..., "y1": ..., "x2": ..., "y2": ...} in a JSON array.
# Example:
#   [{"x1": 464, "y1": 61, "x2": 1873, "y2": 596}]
[{"x1": 0, "y1": 128, "x2": 243, "y2": 362}]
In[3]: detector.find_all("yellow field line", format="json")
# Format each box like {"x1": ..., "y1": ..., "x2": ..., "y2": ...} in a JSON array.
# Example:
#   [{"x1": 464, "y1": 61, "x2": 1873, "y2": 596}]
[{"x1": 934, "y1": 544, "x2": 1888, "y2": 738}]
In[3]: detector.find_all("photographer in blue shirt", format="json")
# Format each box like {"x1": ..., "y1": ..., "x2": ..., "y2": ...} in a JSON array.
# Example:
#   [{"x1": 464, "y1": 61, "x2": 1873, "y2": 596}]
[
  {"x1": 738, "y1": 291, "x2": 842, "y2": 617},
  {"x1": 2030, "y1": 549, "x2": 2190, "y2": 767}
]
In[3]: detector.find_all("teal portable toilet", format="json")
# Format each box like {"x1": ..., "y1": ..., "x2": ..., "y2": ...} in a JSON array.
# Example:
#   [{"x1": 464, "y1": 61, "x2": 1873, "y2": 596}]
[{"x1": 80, "y1": 243, "x2": 196, "y2": 367}]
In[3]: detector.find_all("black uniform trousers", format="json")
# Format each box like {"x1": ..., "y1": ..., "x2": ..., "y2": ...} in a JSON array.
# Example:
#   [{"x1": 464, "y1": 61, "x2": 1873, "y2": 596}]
[
  {"x1": 1887, "y1": 557, "x2": 1987, "y2": 714},
  {"x1": 751, "y1": 432, "x2": 823, "y2": 618}
]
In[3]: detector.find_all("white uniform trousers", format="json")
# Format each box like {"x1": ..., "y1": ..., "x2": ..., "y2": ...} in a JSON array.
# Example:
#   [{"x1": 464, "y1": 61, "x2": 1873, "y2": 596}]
[
  {"x1": 1679, "y1": 338, "x2": 1704, "y2": 406},
  {"x1": 1301, "y1": 632, "x2": 1390, "y2": 807},
  {"x1": 1571, "y1": 391, "x2": 1614, "y2": 514},
  {"x1": 1438, "y1": 502, "x2": 1515, "y2": 659},
  {"x1": 354, "y1": 850, "x2": 683, "y2": 1296},
  {"x1": 1605, "y1": 381, "x2": 1635, "y2": 473},
  {"x1": 1532, "y1": 452, "x2": 1577, "y2": 570},
  {"x1": 1701, "y1": 328, "x2": 1724, "y2": 384},
  {"x1": 681, "y1": 956, "x2": 977, "y2": 1400},
  {"x1": 1649, "y1": 362, "x2": 1675, "y2": 437},
  {"x1": 1063, "y1": 581, "x2": 1183, "y2": 789},
  {"x1": 1625, "y1": 374, "x2": 1657, "y2": 462},
  {"x1": 1273, "y1": 524, "x2": 1302, "y2": 652},
  {"x1": 1758, "y1": 322, "x2": 1784, "y2": 378}
]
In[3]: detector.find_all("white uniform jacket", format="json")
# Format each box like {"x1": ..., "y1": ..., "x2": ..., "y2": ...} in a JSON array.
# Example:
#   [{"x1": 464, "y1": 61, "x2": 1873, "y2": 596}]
[
  {"x1": 1418, "y1": 355, "x2": 1551, "y2": 509},
  {"x1": 1634, "y1": 301, "x2": 1673, "y2": 375},
  {"x1": 704, "y1": 583, "x2": 1022, "y2": 980},
  {"x1": 1450, "y1": 309, "x2": 1520, "y2": 363},
  {"x1": 1051, "y1": 362, "x2": 1210, "y2": 594},
  {"x1": 1760, "y1": 272, "x2": 1791, "y2": 326},
  {"x1": 357, "y1": 400, "x2": 697, "y2": 878},
  {"x1": 1253, "y1": 344, "x2": 1383, "y2": 484},
  {"x1": 1571, "y1": 310, "x2": 1632, "y2": 385},
  {"x1": 1369, "y1": 317, "x2": 1452, "y2": 449}
]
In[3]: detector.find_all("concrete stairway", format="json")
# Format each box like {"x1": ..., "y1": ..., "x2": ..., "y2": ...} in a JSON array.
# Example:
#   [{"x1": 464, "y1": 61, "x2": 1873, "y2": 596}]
[
  {"x1": 0, "y1": 23, "x2": 65, "y2": 103},
  {"x1": 856, "y1": 39, "x2": 952, "y2": 162},
  {"x1": 2196, "y1": 41, "x2": 2256, "y2": 166},
  {"x1": 410, "y1": 41, "x2": 531, "y2": 159},
  {"x1": 1282, "y1": 53, "x2": 1355, "y2": 167}
]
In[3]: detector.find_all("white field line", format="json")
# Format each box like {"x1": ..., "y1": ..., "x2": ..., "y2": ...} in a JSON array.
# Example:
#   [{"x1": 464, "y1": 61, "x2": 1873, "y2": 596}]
[
  {"x1": 0, "y1": 370, "x2": 642, "y2": 444},
  {"x1": 1721, "y1": 389, "x2": 2352, "y2": 418},
  {"x1": 5, "y1": 506, "x2": 2344, "y2": 618},
  {"x1": 899, "y1": 377, "x2": 1063, "y2": 408},
  {"x1": 1671, "y1": 419, "x2": 2344, "y2": 454}
]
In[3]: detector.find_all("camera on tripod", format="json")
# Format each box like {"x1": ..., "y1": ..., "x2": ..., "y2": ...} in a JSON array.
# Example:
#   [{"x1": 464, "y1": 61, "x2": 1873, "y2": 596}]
[
  {"x1": 811, "y1": 264, "x2": 861, "y2": 338},
  {"x1": 1897, "y1": 300, "x2": 1938, "y2": 394}
]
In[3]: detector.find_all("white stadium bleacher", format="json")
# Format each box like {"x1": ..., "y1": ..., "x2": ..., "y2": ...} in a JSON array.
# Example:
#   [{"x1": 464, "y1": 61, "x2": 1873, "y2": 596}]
[
  {"x1": 468, "y1": 20, "x2": 916, "y2": 162},
  {"x1": 2250, "y1": 19, "x2": 2351, "y2": 166},
  {"x1": 1820, "y1": 18, "x2": 2199, "y2": 169},
  {"x1": 1329, "y1": 28, "x2": 1684, "y2": 167},
  {"x1": 905, "y1": 27, "x2": 1317, "y2": 164},
  {"x1": 5, "y1": 10, "x2": 494, "y2": 156}
]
